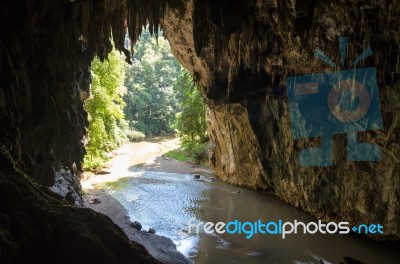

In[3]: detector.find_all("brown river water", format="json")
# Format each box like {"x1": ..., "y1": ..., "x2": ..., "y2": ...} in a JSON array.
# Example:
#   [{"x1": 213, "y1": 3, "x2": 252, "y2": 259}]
[{"x1": 98, "y1": 169, "x2": 400, "y2": 264}]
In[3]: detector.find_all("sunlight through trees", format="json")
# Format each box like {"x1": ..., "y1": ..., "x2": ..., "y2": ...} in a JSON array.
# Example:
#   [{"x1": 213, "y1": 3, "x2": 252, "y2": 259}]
[{"x1": 83, "y1": 30, "x2": 208, "y2": 171}]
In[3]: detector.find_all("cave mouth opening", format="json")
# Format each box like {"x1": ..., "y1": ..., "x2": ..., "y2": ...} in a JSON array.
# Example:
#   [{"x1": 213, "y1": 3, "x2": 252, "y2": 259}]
[
  {"x1": 81, "y1": 27, "x2": 209, "y2": 177},
  {"x1": 78, "y1": 27, "x2": 211, "y2": 263}
]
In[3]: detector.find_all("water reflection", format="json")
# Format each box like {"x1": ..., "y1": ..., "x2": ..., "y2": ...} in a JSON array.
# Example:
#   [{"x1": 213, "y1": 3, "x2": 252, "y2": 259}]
[{"x1": 97, "y1": 170, "x2": 400, "y2": 264}]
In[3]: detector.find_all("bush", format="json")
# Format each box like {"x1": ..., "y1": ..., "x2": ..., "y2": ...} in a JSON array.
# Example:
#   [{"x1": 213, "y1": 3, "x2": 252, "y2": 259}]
[
  {"x1": 181, "y1": 140, "x2": 208, "y2": 164},
  {"x1": 83, "y1": 148, "x2": 108, "y2": 172},
  {"x1": 83, "y1": 46, "x2": 128, "y2": 172},
  {"x1": 125, "y1": 129, "x2": 145, "y2": 142},
  {"x1": 165, "y1": 149, "x2": 189, "y2": 161},
  {"x1": 190, "y1": 142, "x2": 208, "y2": 163}
]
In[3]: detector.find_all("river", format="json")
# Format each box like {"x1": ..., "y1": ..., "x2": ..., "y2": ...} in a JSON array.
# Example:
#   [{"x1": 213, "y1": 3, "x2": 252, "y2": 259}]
[{"x1": 95, "y1": 169, "x2": 400, "y2": 264}]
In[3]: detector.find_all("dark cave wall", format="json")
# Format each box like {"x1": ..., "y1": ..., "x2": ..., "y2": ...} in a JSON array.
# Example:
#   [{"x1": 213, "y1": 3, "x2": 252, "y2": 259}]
[
  {"x1": 162, "y1": 0, "x2": 400, "y2": 239},
  {"x1": 0, "y1": 0, "x2": 132, "y2": 188},
  {"x1": 0, "y1": 154, "x2": 159, "y2": 263},
  {"x1": 0, "y1": 0, "x2": 174, "y2": 262},
  {"x1": 0, "y1": 0, "x2": 183, "y2": 188}
]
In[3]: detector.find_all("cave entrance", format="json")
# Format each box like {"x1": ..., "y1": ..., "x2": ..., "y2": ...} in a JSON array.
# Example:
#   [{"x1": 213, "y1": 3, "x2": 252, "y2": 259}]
[
  {"x1": 80, "y1": 28, "x2": 211, "y2": 262},
  {"x1": 82, "y1": 27, "x2": 209, "y2": 177}
]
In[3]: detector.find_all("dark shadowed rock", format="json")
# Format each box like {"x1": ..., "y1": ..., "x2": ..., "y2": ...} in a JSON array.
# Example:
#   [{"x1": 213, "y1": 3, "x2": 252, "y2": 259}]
[
  {"x1": 0, "y1": 149, "x2": 159, "y2": 263},
  {"x1": 89, "y1": 197, "x2": 101, "y2": 204},
  {"x1": 65, "y1": 191, "x2": 76, "y2": 205},
  {"x1": 131, "y1": 221, "x2": 143, "y2": 230}
]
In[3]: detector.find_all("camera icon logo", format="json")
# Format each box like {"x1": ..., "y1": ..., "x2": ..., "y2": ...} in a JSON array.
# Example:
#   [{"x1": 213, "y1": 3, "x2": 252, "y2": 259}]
[{"x1": 286, "y1": 37, "x2": 383, "y2": 166}]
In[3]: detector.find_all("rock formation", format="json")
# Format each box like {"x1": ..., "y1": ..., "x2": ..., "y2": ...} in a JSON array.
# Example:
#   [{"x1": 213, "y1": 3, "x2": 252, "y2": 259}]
[
  {"x1": 0, "y1": 0, "x2": 399, "y2": 262},
  {"x1": 162, "y1": 0, "x2": 400, "y2": 240}
]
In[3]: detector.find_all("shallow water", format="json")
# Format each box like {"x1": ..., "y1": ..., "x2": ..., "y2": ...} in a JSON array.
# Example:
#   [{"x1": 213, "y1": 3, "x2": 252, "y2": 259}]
[{"x1": 97, "y1": 170, "x2": 400, "y2": 264}]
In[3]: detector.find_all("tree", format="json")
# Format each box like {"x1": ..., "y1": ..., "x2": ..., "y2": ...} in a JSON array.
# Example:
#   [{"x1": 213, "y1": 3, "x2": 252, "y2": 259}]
[
  {"x1": 83, "y1": 47, "x2": 128, "y2": 171},
  {"x1": 172, "y1": 68, "x2": 207, "y2": 142},
  {"x1": 123, "y1": 30, "x2": 181, "y2": 135}
]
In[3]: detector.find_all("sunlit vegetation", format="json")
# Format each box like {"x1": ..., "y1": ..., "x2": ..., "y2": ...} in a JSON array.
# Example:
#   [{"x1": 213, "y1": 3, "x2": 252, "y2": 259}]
[
  {"x1": 123, "y1": 30, "x2": 181, "y2": 136},
  {"x1": 164, "y1": 149, "x2": 189, "y2": 162},
  {"x1": 83, "y1": 47, "x2": 132, "y2": 171},
  {"x1": 124, "y1": 30, "x2": 209, "y2": 164},
  {"x1": 172, "y1": 68, "x2": 207, "y2": 143},
  {"x1": 165, "y1": 140, "x2": 208, "y2": 164},
  {"x1": 83, "y1": 30, "x2": 209, "y2": 171},
  {"x1": 168, "y1": 68, "x2": 209, "y2": 164}
]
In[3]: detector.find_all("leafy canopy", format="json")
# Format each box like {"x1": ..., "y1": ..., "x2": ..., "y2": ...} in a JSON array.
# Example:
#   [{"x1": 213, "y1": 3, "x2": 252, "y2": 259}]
[
  {"x1": 172, "y1": 68, "x2": 207, "y2": 143},
  {"x1": 83, "y1": 47, "x2": 129, "y2": 171},
  {"x1": 83, "y1": 30, "x2": 209, "y2": 171},
  {"x1": 123, "y1": 30, "x2": 181, "y2": 136}
]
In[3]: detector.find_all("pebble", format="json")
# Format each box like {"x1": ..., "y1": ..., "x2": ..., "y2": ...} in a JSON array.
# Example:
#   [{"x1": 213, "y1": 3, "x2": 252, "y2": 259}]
[
  {"x1": 89, "y1": 197, "x2": 101, "y2": 204},
  {"x1": 131, "y1": 221, "x2": 142, "y2": 230},
  {"x1": 148, "y1": 228, "x2": 156, "y2": 234},
  {"x1": 65, "y1": 191, "x2": 75, "y2": 205}
]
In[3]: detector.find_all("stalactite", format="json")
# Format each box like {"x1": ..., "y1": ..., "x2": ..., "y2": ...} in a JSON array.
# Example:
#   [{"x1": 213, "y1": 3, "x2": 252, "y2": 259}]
[{"x1": 126, "y1": 0, "x2": 185, "y2": 54}]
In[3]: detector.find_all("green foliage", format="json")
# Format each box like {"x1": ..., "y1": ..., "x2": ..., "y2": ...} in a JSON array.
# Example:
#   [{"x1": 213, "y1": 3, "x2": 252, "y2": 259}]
[
  {"x1": 83, "y1": 31, "x2": 210, "y2": 171},
  {"x1": 165, "y1": 140, "x2": 208, "y2": 164},
  {"x1": 125, "y1": 129, "x2": 145, "y2": 142},
  {"x1": 172, "y1": 69, "x2": 208, "y2": 142},
  {"x1": 83, "y1": 47, "x2": 129, "y2": 171},
  {"x1": 164, "y1": 149, "x2": 190, "y2": 162},
  {"x1": 124, "y1": 30, "x2": 181, "y2": 135},
  {"x1": 188, "y1": 142, "x2": 208, "y2": 162},
  {"x1": 124, "y1": 29, "x2": 207, "y2": 141},
  {"x1": 165, "y1": 52, "x2": 208, "y2": 164},
  {"x1": 182, "y1": 141, "x2": 208, "y2": 163}
]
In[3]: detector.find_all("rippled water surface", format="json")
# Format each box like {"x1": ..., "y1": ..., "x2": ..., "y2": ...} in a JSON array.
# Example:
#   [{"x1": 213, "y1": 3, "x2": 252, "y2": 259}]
[{"x1": 98, "y1": 170, "x2": 400, "y2": 264}]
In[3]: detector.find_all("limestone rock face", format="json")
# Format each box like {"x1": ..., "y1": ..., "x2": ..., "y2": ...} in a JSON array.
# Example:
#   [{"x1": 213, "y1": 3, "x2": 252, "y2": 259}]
[
  {"x1": 206, "y1": 104, "x2": 268, "y2": 188},
  {"x1": 162, "y1": 0, "x2": 400, "y2": 239}
]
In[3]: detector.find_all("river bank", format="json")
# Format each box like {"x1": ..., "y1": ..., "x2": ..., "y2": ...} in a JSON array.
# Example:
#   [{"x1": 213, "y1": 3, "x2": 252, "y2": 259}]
[
  {"x1": 81, "y1": 137, "x2": 400, "y2": 264},
  {"x1": 81, "y1": 137, "x2": 212, "y2": 263}
]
